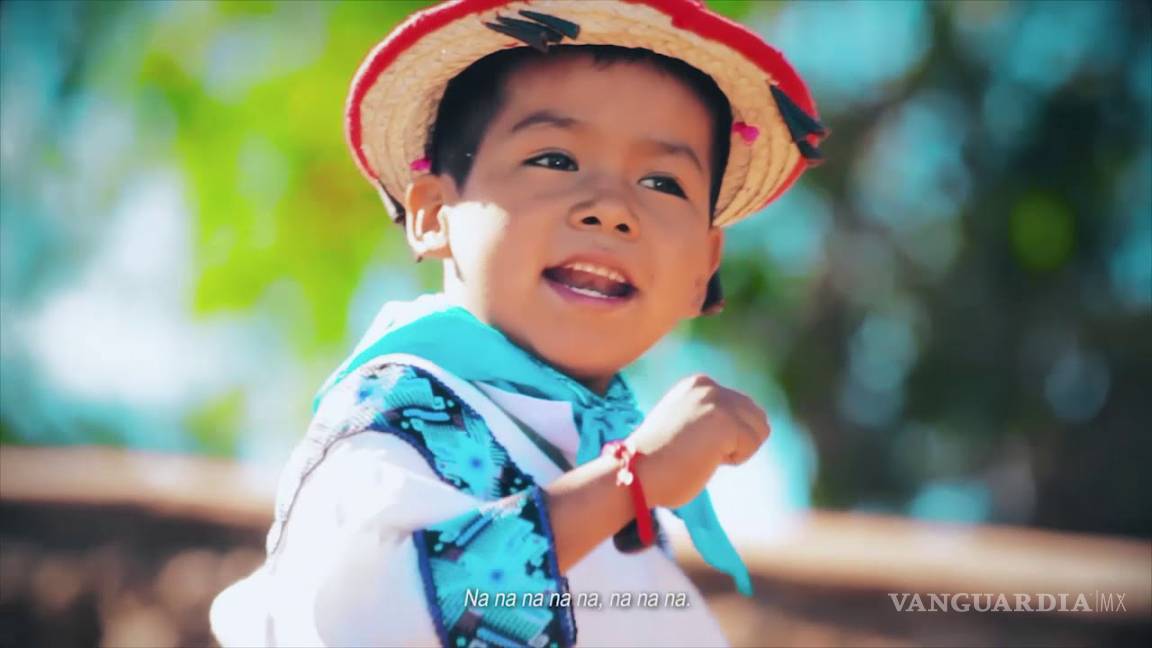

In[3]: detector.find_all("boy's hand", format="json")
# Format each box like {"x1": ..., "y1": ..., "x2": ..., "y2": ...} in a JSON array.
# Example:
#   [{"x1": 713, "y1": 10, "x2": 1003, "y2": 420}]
[
  {"x1": 630, "y1": 374, "x2": 771, "y2": 509},
  {"x1": 547, "y1": 375, "x2": 768, "y2": 571}
]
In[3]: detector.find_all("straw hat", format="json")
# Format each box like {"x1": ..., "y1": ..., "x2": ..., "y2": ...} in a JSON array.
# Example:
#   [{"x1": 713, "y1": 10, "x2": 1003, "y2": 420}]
[{"x1": 345, "y1": 0, "x2": 825, "y2": 229}]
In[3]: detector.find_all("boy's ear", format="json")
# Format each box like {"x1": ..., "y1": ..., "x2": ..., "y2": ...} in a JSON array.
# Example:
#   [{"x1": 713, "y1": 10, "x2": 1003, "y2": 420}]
[{"x1": 403, "y1": 175, "x2": 453, "y2": 261}]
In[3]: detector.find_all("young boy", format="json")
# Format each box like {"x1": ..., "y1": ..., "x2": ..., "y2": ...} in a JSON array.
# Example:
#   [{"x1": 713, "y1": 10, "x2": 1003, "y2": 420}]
[{"x1": 212, "y1": 1, "x2": 824, "y2": 646}]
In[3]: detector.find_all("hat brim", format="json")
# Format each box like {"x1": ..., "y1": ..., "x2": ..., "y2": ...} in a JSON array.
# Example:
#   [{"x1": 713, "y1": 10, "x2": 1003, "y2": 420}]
[{"x1": 346, "y1": 0, "x2": 823, "y2": 227}]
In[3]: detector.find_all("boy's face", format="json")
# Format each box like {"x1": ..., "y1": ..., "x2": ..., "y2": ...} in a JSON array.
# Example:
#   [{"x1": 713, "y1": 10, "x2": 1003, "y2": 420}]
[{"x1": 407, "y1": 55, "x2": 723, "y2": 392}]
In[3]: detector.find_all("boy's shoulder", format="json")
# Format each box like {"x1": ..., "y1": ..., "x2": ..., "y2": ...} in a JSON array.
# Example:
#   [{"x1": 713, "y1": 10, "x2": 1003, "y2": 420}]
[
  {"x1": 312, "y1": 357, "x2": 530, "y2": 496},
  {"x1": 313, "y1": 359, "x2": 485, "y2": 456},
  {"x1": 269, "y1": 358, "x2": 532, "y2": 553}
]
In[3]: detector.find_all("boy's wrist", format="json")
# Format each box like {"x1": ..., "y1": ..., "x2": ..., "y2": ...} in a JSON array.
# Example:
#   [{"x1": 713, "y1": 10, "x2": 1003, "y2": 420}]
[
  {"x1": 588, "y1": 454, "x2": 639, "y2": 526},
  {"x1": 631, "y1": 451, "x2": 667, "y2": 509},
  {"x1": 544, "y1": 455, "x2": 640, "y2": 571}
]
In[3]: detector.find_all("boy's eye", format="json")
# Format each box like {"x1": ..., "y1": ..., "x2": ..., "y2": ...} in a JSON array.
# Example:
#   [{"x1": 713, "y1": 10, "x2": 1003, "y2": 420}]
[
  {"x1": 640, "y1": 175, "x2": 687, "y2": 198},
  {"x1": 526, "y1": 152, "x2": 578, "y2": 171}
]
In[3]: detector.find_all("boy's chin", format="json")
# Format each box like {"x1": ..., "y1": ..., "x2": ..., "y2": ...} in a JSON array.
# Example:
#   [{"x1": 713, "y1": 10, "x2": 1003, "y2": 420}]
[{"x1": 464, "y1": 301, "x2": 655, "y2": 386}]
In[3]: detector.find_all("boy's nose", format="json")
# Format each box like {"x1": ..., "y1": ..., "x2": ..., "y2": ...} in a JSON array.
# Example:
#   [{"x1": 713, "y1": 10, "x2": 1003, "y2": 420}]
[{"x1": 567, "y1": 195, "x2": 641, "y2": 240}]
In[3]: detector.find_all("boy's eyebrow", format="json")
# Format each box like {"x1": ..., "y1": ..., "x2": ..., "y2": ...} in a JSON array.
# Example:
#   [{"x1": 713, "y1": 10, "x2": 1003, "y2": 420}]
[
  {"x1": 508, "y1": 109, "x2": 704, "y2": 173},
  {"x1": 645, "y1": 138, "x2": 703, "y2": 174},
  {"x1": 507, "y1": 110, "x2": 582, "y2": 134}
]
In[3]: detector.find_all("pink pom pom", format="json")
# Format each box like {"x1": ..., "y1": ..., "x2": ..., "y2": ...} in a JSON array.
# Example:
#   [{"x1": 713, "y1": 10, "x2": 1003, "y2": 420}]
[
  {"x1": 409, "y1": 157, "x2": 431, "y2": 172},
  {"x1": 732, "y1": 122, "x2": 760, "y2": 144}
]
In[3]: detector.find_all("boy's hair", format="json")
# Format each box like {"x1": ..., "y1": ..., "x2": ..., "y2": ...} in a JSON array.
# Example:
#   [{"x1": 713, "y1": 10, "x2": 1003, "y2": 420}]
[{"x1": 425, "y1": 44, "x2": 732, "y2": 311}]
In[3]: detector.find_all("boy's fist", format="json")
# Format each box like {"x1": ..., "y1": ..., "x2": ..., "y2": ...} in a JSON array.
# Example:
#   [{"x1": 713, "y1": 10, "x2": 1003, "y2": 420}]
[{"x1": 628, "y1": 374, "x2": 771, "y2": 508}]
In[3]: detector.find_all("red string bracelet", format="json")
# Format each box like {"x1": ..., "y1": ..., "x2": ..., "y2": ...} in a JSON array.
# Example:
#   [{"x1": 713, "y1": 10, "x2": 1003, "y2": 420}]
[{"x1": 601, "y1": 440, "x2": 655, "y2": 547}]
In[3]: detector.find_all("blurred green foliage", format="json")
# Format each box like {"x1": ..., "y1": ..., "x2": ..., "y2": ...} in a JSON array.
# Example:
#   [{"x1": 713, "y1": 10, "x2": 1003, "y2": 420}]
[{"x1": 141, "y1": 1, "x2": 435, "y2": 352}]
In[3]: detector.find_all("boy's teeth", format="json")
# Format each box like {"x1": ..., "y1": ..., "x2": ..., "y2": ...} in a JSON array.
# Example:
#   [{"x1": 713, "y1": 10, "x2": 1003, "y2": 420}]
[
  {"x1": 567, "y1": 285, "x2": 611, "y2": 299},
  {"x1": 543, "y1": 264, "x2": 635, "y2": 298},
  {"x1": 561, "y1": 262, "x2": 628, "y2": 284}
]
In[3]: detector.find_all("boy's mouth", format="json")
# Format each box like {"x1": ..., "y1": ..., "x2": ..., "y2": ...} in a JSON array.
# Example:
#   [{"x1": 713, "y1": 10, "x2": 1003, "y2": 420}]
[{"x1": 542, "y1": 261, "x2": 637, "y2": 301}]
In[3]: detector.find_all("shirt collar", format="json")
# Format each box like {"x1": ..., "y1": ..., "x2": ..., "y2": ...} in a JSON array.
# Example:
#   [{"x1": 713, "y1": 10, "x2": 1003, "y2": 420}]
[{"x1": 474, "y1": 382, "x2": 581, "y2": 466}]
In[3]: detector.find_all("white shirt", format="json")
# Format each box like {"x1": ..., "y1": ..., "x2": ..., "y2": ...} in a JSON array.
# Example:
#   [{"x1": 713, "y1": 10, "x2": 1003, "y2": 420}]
[{"x1": 211, "y1": 354, "x2": 729, "y2": 647}]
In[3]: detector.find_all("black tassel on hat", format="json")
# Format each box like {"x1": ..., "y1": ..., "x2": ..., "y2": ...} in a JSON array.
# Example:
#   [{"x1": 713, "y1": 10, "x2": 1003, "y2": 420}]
[
  {"x1": 485, "y1": 10, "x2": 581, "y2": 52},
  {"x1": 770, "y1": 84, "x2": 828, "y2": 166},
  {"x1": 518, "y1": 10, "x2": 580, "y2": 39}
]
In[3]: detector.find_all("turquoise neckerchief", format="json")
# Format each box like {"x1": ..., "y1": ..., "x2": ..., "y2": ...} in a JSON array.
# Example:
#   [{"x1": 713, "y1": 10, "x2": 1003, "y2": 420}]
[{"x1": 316, "y1": 301, "x2": 753, "y2": 596}]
